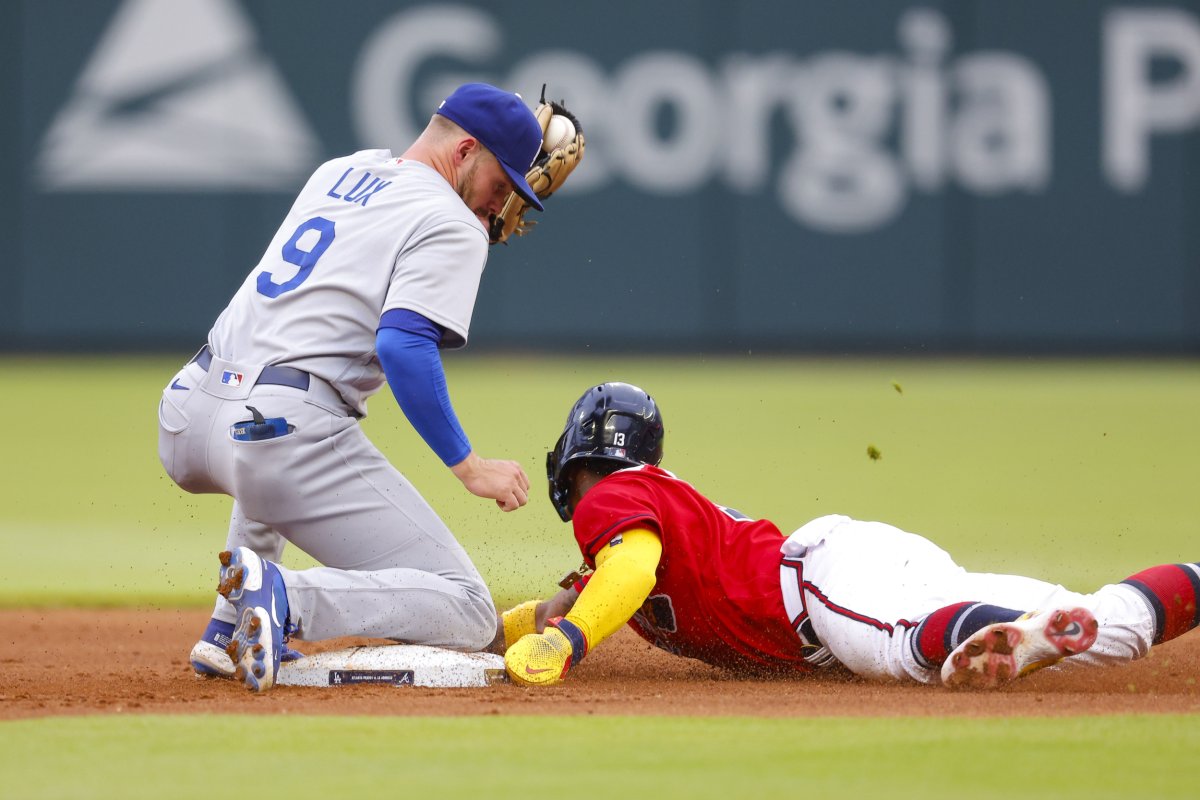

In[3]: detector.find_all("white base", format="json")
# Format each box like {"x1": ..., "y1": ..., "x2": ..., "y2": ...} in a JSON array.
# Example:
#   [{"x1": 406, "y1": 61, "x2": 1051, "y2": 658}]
[{"x1": 276, "y1": 645, "x2": 507, "y2": 688}]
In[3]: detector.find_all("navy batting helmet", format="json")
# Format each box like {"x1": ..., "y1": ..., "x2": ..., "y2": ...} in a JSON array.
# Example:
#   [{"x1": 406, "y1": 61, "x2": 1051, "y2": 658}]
[{"x1": 546, "y1": 382, "x2": 665, "y2": 522}]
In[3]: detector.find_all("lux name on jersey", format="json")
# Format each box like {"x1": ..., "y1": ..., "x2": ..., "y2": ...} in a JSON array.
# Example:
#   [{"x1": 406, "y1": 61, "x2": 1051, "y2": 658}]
[{"x1": 326, "y1": 168, "x2": 391, "y2": 206}]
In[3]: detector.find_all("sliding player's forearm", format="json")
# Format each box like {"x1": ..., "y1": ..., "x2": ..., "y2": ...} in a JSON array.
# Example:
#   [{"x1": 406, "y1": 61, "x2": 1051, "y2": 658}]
[{"x1": 564, "y1": 528, "x2": 662, "y2": 649}]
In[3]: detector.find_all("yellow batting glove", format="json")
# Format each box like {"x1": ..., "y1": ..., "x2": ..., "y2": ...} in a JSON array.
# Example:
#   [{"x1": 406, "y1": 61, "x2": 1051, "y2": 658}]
[
  {"x1": 501, "y1": 599, "x2": 541, "y2": 650},
  {"x1": 505, "y1": 618, "x2": 588, "y2": 687}
]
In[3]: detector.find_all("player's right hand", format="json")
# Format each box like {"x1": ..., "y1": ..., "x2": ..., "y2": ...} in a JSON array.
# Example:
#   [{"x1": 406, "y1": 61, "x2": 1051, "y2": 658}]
[{"x1": 450, "y1": 452, "x2": 530, "y2": 511}]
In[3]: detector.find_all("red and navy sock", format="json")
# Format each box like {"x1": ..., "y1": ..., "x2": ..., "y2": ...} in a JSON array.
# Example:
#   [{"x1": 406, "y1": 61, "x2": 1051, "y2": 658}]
[
  {"x1": 910, "y1": 602, "x2": 1025, "y2": 669},
  {"x1": 1120, "y1": 563, "x2": 1200, "y2": 645}
]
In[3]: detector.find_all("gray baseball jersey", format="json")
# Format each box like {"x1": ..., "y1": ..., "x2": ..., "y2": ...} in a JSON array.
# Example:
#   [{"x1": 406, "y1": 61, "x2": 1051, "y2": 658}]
[
  {"x1": 209, "y1": 150, "x2": 489, "y2": 416},
  {"x1": 158, "y1": 149, "x2": 498, "y2": 658}
]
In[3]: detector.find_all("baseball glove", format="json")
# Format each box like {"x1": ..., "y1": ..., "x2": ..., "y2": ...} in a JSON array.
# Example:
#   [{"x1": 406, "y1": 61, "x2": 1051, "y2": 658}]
[{"x1": 489, "y1": 88, "x2": 585, "y2": 245}]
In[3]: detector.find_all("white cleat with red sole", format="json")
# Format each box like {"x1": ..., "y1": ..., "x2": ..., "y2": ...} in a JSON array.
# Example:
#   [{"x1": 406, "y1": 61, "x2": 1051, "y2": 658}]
[{"x1": 941, "y1": 607, "x2": 1099, "y2": 689}]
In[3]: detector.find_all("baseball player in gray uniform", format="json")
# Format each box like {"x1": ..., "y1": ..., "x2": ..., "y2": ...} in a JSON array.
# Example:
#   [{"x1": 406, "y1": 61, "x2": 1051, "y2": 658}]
[{"x1": 157, "y1": 83, "x2": 558, "y2": 691}]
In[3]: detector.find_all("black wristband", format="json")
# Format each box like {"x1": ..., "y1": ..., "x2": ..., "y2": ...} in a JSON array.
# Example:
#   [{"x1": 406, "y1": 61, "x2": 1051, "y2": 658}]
[{"x1": 548, "y1": 617, "x2": 588, "y2": 668}]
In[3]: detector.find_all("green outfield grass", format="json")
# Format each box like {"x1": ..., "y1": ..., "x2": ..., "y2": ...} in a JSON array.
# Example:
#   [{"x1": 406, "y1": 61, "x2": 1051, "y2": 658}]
[
  {"x1": 1, "y1": 355, "x2": 1196, "y2": 606},
  {"x1": 2, "y1": 355, "x2": 1198, "y2": 800},
  {"x1": 2, "y1": 714, "x2": 1198, "y2": 800}
]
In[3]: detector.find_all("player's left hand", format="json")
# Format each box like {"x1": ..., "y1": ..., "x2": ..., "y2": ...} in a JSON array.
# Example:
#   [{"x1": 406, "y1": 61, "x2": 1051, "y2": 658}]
[
  {"x1": 505, "y1": 618, "x2": 588, "y2": 686},
  {"x1": 489, "y1": 88, "x2": 585, "y2": 245},
  {"x1": 500, "y1": 599, "x2": 542, "y2": 651}
]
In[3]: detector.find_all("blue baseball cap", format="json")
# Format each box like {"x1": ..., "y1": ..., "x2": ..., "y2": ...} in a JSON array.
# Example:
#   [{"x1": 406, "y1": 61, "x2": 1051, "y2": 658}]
[{"x1": 436, "y1": 83, "x2": 545, "y2": 211}]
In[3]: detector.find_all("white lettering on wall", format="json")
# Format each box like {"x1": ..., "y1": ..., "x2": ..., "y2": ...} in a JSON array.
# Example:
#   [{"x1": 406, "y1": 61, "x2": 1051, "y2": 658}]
[
  {"x1": 352, "y1": 5, "x2": 500, "y2": 149},
  {"x1": 353, "y1": 4, "x2": 1198, "y2": 232},
  {"x1": 1104, "y1": 8, "x2": 1200, "y2": 191}
]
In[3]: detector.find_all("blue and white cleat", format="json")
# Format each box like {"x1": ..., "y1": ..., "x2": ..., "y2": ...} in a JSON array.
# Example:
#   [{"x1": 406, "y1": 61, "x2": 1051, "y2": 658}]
[
  {"x1": 191, "y1": 618, "x2": 304, "y2": 679},
  {"x1": 190, "y1": 618, "x2": 237, "y2": 677},
  {"x1": 217, "y1": 547, "x2": 291, "y2": 692}
]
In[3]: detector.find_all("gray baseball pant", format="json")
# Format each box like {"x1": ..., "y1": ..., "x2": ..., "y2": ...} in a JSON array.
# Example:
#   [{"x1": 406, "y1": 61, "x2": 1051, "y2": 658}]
[{"x1": 156, "y1": 353, "x2": 497, "y2": 650}]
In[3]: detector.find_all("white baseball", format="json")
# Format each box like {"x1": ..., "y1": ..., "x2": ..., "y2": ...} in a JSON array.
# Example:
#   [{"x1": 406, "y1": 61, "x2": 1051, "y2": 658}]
[{"x1": 544, "y1": 114, "x2": 576, "y2": 152}]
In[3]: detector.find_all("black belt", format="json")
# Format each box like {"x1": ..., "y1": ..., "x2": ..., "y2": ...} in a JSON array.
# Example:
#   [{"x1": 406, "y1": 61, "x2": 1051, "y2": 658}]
[{"x1": 191, "y1": 345, "x2": 311, "y2": 391}]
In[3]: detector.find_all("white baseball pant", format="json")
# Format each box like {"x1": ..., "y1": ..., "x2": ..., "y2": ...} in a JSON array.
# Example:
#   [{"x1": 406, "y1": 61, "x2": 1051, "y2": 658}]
[{"x1": 779, "y1": 514, "x2": 1154, "y2": 683}]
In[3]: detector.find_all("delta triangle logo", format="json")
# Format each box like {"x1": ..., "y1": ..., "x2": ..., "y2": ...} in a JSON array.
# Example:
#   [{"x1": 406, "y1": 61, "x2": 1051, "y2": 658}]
[{"x1": 36, "y1": 0, "x2": 321, "y2": 191}]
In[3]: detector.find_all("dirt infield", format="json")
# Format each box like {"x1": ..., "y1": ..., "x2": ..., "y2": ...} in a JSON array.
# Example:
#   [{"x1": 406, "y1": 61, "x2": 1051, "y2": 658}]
[{"x1": 2, "y1": 609, "x2": 1197, "y2": 720}]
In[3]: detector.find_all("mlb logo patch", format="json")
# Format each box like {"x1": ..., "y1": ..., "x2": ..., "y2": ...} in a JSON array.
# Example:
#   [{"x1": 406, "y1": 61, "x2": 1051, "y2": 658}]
[{"x1": 221, "y1": 370, "x2": 244, "y2": 387}]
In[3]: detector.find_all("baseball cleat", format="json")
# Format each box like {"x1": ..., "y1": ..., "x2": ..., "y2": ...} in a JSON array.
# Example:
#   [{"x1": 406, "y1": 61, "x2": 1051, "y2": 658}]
[
  {"x1": 192, "y1": 634, "x2": 303, "y2": 678},
  {"x1": 217, "y1": 547, "x2": 291, "y2": 692},
  {"x1": 190, "y1": 617, "x2": 236, "y2": 677},
  {"x1": 191, "y1": 640, "x2": 236, "y2": 677},
  {"x1": 941, "y1": 607, "x2": 1099, "y2": 689},
  {"x1": 191, "y1": 638, "x2": 305, "y2": 678}
]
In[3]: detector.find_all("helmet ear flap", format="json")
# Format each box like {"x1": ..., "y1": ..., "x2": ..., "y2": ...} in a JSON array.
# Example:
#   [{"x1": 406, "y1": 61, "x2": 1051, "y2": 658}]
[{"x1": 546, "y1": 441, "x2": 574, "y2": 522}]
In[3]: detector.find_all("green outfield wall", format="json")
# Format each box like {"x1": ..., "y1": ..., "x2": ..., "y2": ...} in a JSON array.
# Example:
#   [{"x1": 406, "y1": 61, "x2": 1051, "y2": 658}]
[{"x1": 3, "y1": 0, "x2": 1199, "y2": 353}]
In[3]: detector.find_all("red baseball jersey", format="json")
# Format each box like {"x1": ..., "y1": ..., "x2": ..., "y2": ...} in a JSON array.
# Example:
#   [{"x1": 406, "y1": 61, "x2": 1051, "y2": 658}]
[{"x1": 571, "y1": 465, "x2": 811, "y2": 673}]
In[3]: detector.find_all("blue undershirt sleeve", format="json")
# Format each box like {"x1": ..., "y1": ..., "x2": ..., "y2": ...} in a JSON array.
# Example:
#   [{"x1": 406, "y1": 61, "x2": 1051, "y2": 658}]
[{"x1": 376, "y1": 309, "x2": 472, "y2": 467}]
